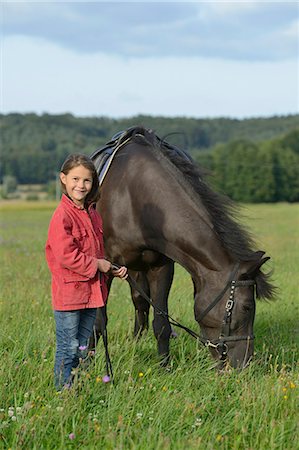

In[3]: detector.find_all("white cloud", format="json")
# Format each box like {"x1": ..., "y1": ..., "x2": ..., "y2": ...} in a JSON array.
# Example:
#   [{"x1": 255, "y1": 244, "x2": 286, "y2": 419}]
[
  {"x1": 2, "y1": 36, "x2": 298, "y2": 118},
  {"x1": 2, "y1": 1, "x2": 298, "y2": 60}
]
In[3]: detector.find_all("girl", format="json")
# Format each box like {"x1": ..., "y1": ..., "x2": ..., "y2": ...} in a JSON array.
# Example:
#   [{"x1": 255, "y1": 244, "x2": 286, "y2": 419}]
[{"x1": 45, "y1": 154, "x2": 127, "y2": 390}]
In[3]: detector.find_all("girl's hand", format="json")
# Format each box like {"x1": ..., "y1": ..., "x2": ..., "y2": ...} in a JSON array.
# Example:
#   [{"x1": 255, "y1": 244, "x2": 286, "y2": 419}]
[
  {"x1": 112, "y1": 265, "x2": 128, "y2": 280},
  {"x1": 98, "y1": 259, "x2": 112, "y2": 273}
]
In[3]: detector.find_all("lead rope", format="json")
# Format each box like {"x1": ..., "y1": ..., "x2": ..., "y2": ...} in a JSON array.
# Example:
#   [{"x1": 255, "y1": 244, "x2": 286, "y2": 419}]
[
  {"x1": 98, "y1": 306, "x2": 114, "y2": 383},
  {"x1": 111, "y1": 264, "x2": 206, "y2": 344},
  {"x1": 107, "y1": 263, "x2": 255, "y2": 366}
]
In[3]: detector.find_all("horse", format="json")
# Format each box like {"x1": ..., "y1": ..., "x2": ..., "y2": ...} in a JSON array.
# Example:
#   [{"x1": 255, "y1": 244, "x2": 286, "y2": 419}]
[{"x1": 90, "y1": 126, "x2": 275, "y2": 369}]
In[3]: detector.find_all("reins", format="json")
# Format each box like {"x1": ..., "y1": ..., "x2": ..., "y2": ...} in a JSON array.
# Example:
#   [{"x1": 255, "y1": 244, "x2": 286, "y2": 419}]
[
  {"x1": 100, "y1": 262, "x2": 255, "y2": 380},
  {"x1": 110, "y1": 263, "x2": 255, "y2": 362}
]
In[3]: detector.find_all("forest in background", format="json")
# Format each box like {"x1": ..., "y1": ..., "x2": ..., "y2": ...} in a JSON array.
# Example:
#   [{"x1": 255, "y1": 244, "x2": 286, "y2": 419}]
[{"x1": 1, "y1": 112, "x2": 299, "y2": 202}]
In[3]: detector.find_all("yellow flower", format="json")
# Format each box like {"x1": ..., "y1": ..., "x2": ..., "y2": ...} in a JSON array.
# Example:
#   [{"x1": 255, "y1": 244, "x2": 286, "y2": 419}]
[
  {"x1": 289, "y1": 382, "x2": 296, "y2": 389},
  {"x1": 162, "y1": 386, "x2": 167, "y2": 392},
  {"x1": 282, "y1": 387, "x2": 287, "y2": 393},
  {"x1": 216, "y1": 435, "x2": 222, "y2": 442},
  {"x1": 283, "y1": 395, "x2": 288, "y2": 400},
  {"x1": 96, "y1": 377, "x2": 101, "y2": 383},
  {"x1": 138, "y1": 372, "x2": 144, "y2": 378}
]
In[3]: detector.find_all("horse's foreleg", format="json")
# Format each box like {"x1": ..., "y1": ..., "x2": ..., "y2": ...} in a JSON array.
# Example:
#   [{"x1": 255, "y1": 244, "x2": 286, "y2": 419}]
[
  {"x1": 147, "y1": 261, "x2": 174, "y2": 365},
  {"x1": 129, "y1": 270, "x2": 150, "y2": 337}
]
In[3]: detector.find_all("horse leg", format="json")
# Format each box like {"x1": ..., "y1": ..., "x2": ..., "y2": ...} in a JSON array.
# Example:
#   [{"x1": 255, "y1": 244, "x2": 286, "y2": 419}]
[
  {"x1": 129, "y1": 270, "x2": 150, "y2": 338},
  {"x1": 146, "y1": 260, "x2": 174, "y2": 365}
]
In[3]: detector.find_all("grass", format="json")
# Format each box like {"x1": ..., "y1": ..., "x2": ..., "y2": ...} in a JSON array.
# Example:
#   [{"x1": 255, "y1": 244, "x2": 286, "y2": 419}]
[{"x1": 0, "y1": 201, "x2": 298, "y2": 449}]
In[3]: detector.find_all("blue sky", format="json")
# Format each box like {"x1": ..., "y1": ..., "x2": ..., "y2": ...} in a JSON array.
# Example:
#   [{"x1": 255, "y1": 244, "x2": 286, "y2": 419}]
[{"x1": 1, "y1": 1, "x2": 298, "y2": 118}]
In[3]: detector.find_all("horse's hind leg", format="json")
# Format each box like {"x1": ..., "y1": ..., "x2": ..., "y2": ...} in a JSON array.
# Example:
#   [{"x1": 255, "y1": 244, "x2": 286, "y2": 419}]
[
  {"x1": 129, "y1": 270, "x2": 150, "y2": 338},
  {"x1": 146, "y1": 260, "x2": 174, "y2": 365}
]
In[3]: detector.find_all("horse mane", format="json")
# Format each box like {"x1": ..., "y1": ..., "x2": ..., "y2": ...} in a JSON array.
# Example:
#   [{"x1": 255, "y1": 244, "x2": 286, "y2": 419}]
[{"x1": 127, "y1": 126, "x2": 256, "y2": 261}]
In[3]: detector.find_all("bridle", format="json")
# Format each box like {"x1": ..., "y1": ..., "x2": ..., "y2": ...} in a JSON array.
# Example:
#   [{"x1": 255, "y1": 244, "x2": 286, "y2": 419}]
[
  {"x1": 196, "y1": 262, "x2": 256, "y2": 360},
  {"x1": 103, "y1": 262, "x2": 256, "y2": 380}
]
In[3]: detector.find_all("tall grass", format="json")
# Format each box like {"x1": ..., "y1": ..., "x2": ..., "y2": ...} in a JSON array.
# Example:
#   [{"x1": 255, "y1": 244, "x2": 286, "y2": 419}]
[{"x1": 0, "y1": 202, "x2": 298, "y2": 449}]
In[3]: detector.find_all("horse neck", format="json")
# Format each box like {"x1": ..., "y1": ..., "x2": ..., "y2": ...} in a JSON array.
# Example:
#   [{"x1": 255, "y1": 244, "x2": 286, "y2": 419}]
[
  {"x1": 136, "y1": 161, "x2": 233, "y2": 280},
  {"x1": 162, "y1": 223, "x2": 233, "y2": 287}
]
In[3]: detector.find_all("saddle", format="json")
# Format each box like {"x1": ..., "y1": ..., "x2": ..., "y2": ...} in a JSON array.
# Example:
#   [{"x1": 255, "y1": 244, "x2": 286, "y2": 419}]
[
  {"x1": 90, "y1": 126, "x2": 193, "y2": 185},
  {"x1": 90, "y1": 128, "x2": 135, "y2": 185}
]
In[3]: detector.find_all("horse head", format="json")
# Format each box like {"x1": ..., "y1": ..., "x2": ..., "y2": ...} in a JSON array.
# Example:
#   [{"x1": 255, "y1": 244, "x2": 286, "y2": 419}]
[{"x1": 195, "y1": 251, "x2": 274, "y2": 369}]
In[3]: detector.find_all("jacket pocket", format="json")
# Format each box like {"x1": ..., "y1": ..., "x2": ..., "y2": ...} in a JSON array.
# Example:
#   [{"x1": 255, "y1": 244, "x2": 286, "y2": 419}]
[{"x1": 62, "y1": 275, "x2": 91, "y2": 306}]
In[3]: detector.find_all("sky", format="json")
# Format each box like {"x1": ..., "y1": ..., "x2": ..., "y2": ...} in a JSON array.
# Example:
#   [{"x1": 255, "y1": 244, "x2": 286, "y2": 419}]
[{"x1": 1, "y1": 0, "x2": 299, "y2": 119}]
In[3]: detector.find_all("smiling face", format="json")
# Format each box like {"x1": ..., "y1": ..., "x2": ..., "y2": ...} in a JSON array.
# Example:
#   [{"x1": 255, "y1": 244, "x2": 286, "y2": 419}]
[{"x1": 60, "y1": 165, "x2": 93, "y2": 207}]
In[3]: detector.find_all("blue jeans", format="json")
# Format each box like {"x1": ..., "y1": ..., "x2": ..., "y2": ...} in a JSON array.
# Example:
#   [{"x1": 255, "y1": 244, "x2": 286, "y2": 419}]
[{"x1": 54, "y1": 308, "x2": 97, "y2": 389}]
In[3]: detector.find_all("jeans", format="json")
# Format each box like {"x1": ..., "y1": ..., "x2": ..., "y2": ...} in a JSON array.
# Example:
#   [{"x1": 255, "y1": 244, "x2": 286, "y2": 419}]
[{"x1": 54, "y1": 308, "x2": 97, "y2": 389}]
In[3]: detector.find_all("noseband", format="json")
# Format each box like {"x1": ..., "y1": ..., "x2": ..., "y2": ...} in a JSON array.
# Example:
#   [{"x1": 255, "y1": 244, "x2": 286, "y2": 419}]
[{"x1": 198, "y1": 263, "x2": 256, "y2": 360}]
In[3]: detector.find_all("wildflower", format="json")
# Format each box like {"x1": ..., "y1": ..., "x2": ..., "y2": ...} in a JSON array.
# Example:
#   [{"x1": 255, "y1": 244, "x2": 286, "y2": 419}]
[
  {"x1": 162, "y1": 386, "x2": 167, "y2": 392},
  {"x1": 282, "y1": 387, "x2": 287, "y2": 393},
  {"x1": 8, "y1": 410, "x2": 14, "y2": 417},
  {"x1": 171, "y1": 329, "x2": 178, "y2": 338},
  {"x1": 216, "y1": 435, "x2": 223, "y2": 442},
  {"x1": 56, "y1": 406, "x2": 63, "y2": 412},
  {"x1": 96, "y1": 376, "x2": 101, "y2": 383},
  {"x1": 102, "y1": 375, "x2": 111, "y2": 383},
  {"x1": 138, "y1": 372, "x2": 144, "y2": 378},
  {"x1": 289, "y1": 382, "x2": 296, "y2": 389},
  {"x1": 16, "y1": 407, "x2": 22, "y2": 415},
  {"x1": 283, "y1": 395, "x2": 288, "y2": 400},
  {"x1": 195, "y1": 418, "x2": 202, "y2": 427},
  {"x1": 79, "y1": 345, "x2": 87, "y2": 351},
  {"x1": 24, "y1": 392, "x2": 29, "y2": 399},
  {"x1": 11, "y1": 416, "x2": 17, "y2": 421},
  {"x1": 136, "y1": 412, "x2": 143, "y2": 419},
  {"x1": 69, "y1": 433, "x2": 75, "y2": 440}
]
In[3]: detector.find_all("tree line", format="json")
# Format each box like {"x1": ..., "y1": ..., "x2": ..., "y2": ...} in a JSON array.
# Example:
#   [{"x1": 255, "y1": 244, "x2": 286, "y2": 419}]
[
  {"x1": 1, "y1": 112, "x2": 298, "y2": 202},
  {"x1": 195, "y1": 129, "x2": 299, "y2": 202}
]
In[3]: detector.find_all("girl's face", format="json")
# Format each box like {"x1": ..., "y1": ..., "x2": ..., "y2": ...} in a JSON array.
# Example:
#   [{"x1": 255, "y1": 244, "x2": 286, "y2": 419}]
[{"x1": 60, "y1": 165, "x2": 93, "y2": 207}]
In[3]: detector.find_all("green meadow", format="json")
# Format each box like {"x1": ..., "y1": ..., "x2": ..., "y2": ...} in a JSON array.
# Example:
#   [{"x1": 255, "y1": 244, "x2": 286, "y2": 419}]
[{"x1": 0, "y1": 201, "x2": 298, "y2": 449}]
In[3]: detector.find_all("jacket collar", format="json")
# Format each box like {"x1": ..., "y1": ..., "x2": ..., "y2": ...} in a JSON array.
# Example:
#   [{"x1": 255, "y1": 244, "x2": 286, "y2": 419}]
[
  {"x1": 61, "y1": 194, "x2": 85, "y2": 211},
  {"x1": 61, "y1": 194, "x2": 95, "y2": 213}
]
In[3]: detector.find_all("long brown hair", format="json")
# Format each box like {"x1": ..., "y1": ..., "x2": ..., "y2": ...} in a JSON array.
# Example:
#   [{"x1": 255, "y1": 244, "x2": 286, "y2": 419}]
[{"x1": 60, "y1": 154, "x2": 100, "y2": 208}]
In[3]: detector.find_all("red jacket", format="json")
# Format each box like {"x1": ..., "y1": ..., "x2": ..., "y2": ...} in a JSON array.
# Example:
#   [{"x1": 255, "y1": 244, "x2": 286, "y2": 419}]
[{"x1": 45, "y1": 194, "x2": 108, "y2": 311}]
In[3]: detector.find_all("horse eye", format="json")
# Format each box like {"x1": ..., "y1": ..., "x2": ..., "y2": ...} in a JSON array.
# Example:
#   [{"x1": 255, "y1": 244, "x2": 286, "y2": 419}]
[{"x1": 242, "y1": 303, "x2": 253, "y2": 312}]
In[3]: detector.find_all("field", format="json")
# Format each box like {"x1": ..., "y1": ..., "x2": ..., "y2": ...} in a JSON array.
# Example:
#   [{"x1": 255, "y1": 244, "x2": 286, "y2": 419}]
[{"x1": 0, "y1": 201, "x2": 298, "y2": 449}]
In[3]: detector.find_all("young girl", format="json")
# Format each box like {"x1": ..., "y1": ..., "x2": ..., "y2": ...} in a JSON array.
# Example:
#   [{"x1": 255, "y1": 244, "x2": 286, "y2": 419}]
[{"x1": 45, "y1": 154, "x2": 127, "y2": 390}]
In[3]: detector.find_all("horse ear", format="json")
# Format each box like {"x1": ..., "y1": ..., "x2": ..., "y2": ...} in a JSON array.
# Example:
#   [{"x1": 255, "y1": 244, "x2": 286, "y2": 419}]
[{"x1": 246, "y1": 256, "x2": 270, "y2": 279}]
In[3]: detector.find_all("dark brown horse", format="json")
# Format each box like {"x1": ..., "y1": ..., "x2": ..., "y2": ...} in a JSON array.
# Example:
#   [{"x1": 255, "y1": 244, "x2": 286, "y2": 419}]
[{"x1": 91, "y1": 126, "x2": 274, "y2": 369}]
